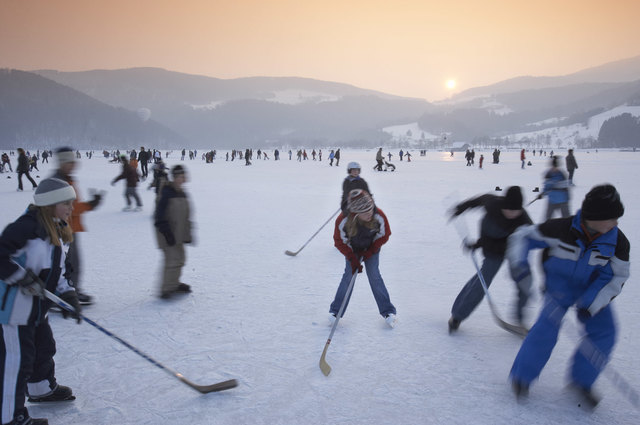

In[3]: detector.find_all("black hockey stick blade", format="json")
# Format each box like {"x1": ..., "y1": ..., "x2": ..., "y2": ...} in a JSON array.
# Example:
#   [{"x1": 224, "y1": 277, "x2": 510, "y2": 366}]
[
  {"x1": 284, "y1": 249, "x2": 299, "y2": 256},
  {"x1": 178, "y1": 376, "x2": 238, "y2": 393}
]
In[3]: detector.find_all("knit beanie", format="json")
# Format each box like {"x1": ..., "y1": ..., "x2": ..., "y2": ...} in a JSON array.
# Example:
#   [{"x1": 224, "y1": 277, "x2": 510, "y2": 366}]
[
  {"x1": 33, "y1": 178, "x2": 76, "y2": 206},
  {"x1": 503, "y1": 186, "x2": 523, "y2": 210},
  {"x1": 171, "y1": 164, "x2": 185, "y2": 176},
  {"x1": 347, "y1": 189, "x2": 374, "y2": 213},
  {"x1": 582, "y1": 184, "x2": 624, "y2": 221},
  {"x1": 55, "y1": 147, "x2": 76, "y2": 166}
]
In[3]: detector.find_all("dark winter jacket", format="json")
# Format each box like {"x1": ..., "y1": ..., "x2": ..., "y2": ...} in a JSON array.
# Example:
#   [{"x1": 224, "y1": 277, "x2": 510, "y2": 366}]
[
  {"x1": 334, "y1": 208, "x2": 390, "y2": 258},
  {"x1": 112, "y1": 163, "x2": 140, "y2": 187},
  {"x1": 455, "y1": 194, "x2": 532, "y2": 257},
  {"x1": 17, "y1": 153, "x2": 30, "y2": 173},
  {"x1": 507, "y1": 211, "x2": 630, "y2": 316},
  {"x1": 138, "y1": 149, "x2": 150, "y2": 163},
  {"x1": 341, "y1": 176, "x2": 371, "y2": 214},
  {"x1": 566, "y1": 153, "x2": 578, "y2": 171},
  {"x1": 154, "y1": 183, "x2": 192, "y2": 248},
  {"x1": 0, "y1": 206, "x2": 75, "y2": 324}
]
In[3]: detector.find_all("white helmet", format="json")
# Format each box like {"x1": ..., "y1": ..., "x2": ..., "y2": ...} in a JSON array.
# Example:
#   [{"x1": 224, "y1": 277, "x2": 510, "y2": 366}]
[{"x1": 347, "y1": 161, "x2": 361, "y2": 173}]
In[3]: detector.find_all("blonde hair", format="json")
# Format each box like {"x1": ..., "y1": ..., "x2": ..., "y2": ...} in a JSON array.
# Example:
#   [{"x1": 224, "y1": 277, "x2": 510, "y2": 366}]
[
  {"x1": 36, "y1": 205, "x2": 73, "y2": 246},
  {"x1": 345, "y1": 212, "x2": 379, "y2": 238}
]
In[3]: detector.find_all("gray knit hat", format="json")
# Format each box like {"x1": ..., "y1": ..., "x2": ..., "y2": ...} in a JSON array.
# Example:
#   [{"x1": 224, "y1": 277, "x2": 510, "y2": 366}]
[{"x1": 33, "y1": 178, "x2": 76, "y2": 206}]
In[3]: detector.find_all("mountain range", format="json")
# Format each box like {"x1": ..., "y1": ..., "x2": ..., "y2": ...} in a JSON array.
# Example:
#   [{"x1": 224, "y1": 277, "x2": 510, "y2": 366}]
[{"x1": 1, "y1": 55, "x2": 640, "y2": 150}]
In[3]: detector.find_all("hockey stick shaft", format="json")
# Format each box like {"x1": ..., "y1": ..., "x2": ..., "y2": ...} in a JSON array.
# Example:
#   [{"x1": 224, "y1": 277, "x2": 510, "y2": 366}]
[
  {"x1": 448, "y1": 204, "x2": 527, "y2": 336},
  {"x1": 44, "y1": 289, "x2": 237, "y2": 393},
  {"x1": 470, "y1": 252, "x2": 528, "y2": 337},
  {"x1": 319, "y1": 264, "x2": 360, "y2": 376},
  {"x1": 285, "y1": 207, "x2": 341, "y2": 256}
]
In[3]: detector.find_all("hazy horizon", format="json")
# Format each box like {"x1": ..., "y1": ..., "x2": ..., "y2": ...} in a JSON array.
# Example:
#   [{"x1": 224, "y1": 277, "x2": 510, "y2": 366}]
[{"x1": 1, "y1": 0, "x2": 640, "y2": 101}]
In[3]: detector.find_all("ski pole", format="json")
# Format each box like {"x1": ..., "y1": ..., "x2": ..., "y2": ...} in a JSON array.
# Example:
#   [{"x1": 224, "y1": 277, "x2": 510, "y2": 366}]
[
  {"x1": 319, "y1": 261, "x2": 361, "y2": 376},
  {"x1": 44, "y1": 289, "x2": 237, "y2": 394},
  {"x1": 285, "y1": 207, "x2": 341, "y2": 256}
]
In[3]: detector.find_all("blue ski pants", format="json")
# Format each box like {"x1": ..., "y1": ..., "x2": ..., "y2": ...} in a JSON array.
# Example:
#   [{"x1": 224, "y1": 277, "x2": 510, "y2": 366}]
[{"x1": 510, "y1": 295, "x2": 616, "y2": 390}]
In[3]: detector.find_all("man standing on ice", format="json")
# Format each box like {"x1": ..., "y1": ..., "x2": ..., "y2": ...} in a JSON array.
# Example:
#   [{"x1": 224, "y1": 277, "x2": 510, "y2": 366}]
[
  {"x1": 448, "y1": 186, "x2": 533, "y2": 333},
  {"x1": 507, "y1": 184, "x2": 629, "y2": 407},
  {"x1": 154, "y1": 165, "x2": 193, "y2": 299}
]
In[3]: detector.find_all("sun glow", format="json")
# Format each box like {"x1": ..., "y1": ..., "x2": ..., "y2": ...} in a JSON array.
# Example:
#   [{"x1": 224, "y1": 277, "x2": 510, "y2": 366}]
[{"x1": 446, "y1": 79, "x2": 456, "y2": 90}]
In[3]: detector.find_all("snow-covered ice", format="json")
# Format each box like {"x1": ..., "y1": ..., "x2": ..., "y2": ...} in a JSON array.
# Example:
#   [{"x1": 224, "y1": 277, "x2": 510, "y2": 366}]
[{"x1": 1, "y1": 148, "x2": 638, "y2": 424}]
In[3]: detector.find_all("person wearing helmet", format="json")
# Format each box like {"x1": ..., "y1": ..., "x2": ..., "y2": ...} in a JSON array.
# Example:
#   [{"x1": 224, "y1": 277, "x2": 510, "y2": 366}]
[
  {"x1": 330, "y1": 189, "x2": 396, "y2": 328},
  {"x1": 507, "y1": 184, "x2": 630, "y2": 407},
  {"x1": 0, "y1": 178, "x2": 83, "y2": 425},
  {"x1": 341, "y1": 162, "x2": 371, "y2": 215}
]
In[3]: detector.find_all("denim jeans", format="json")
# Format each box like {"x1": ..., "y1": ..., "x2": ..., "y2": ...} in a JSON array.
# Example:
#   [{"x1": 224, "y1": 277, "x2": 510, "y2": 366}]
[
  {"x1": 329, "y1": 252, "x2": 396, "y2": 318},
  {"x1": 451, "y1": 254, "x2": 504, "y2": 321}
]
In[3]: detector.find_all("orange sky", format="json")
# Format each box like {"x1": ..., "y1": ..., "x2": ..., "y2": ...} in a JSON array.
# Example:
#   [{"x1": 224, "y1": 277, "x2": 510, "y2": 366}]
[{"x1": 1, "y1": 0, "x2": 639, "y2": 101}]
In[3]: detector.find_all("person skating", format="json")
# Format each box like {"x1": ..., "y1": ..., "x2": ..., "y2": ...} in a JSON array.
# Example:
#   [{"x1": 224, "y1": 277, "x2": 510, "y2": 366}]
[
  {"x1": 538, "y1": 155, "x2": 570, "y2": 220},
  {"x1": 507, "y1": 184, "x2": 629, "y2": 407},
  {"x1": 0, "y1": 178, "x2": 82, "y2": 425},
  {"x1": 16, "y1": 148, "x2": 38, "y2": 192},
  {"x1": 341, "y1": 162, "x2": 371, "y2": 215},
  {"x1": 448, "y1": 186, "x2": 533, "y2": 333},
  {"x1": 154, "y1": 165, "x2": 194, "y2": 299},
  {"x1": 111, "y1": 156, "x2": 142, "y2": 211},
  {"x1": 566, "y1": 149, "x2": 578, "y2": 186},
  {"x1": 137, "y1": 147, "x2": 150, "y2": 179},
  {"x1": 50, "y1": 147, "x2": 102, "y2": 305},
  {"x1": 375, "y1": 148, "x2": 384, "y2": 171},
  {"x1": 330, "y1": 189, "x2": 396, "y2": 328}
]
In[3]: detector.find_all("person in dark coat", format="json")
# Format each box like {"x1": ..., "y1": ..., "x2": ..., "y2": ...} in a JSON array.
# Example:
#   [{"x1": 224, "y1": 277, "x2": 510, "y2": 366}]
[
  {"x1": 154, "y1": 165, "x2": 193, "y2": 299},
  {"x1": 16, "y1": 148, "x2": 38, "y2": 191},
  {"x1": 565, "y1": 149, "x2": 578, "y2": 185},
  {"x1": 507, "y1": 185, "x2": 629, "y2": 406},
  {"x1": 341, "y1": 162, "x2": 371, "y2": 215},
  {"x1": 137, "y1": 147, "x2": 150, "y2": 179},
  {"x1": 448, "y1": 187, "x2": 533, "y2": 332},
  {"x1": 111, "y1": 156, "x2": 142, "y2": 211}
]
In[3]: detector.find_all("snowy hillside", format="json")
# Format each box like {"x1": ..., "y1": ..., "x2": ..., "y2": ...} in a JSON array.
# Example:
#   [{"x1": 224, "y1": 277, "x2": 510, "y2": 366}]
[
  {"x1": 510, "y1": 105, "x2": 640, "y2": 145},
  {"x1": 1, "y1": 149, "x2": 639, "y2": 424}
]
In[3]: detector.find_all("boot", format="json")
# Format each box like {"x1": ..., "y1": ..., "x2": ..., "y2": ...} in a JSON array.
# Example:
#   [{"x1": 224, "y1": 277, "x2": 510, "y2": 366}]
[{"x1": 28, "y1": 384, "x2": 75, "y2": 402}]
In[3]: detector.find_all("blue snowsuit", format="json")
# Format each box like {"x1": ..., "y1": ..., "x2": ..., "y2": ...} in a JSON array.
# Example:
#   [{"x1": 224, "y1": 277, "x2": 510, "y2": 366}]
[
  {"x1": 507, "y1": 211, "x2": 630, "y2": 390},
  {"x1": 542, "y1": 168, "x2": 570, "y2": 219}
]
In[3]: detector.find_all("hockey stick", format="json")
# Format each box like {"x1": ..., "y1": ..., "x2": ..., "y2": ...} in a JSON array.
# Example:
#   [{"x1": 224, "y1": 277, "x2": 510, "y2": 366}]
[
  {"x1": 44, "y1": 289, "x2": 238, "y2": 394},
  {"x1": 470, "y1": 251, "x2": 528, "y2": 337},
  {"x1": 285, "y1": 207, "x2": 341, "y2": 256},
  {"x1": 446, "y1": 196, "x2": 527, "y2": 337},
  {"x1": 319, "y1": 265, "x2": 360, "y2": 376}
]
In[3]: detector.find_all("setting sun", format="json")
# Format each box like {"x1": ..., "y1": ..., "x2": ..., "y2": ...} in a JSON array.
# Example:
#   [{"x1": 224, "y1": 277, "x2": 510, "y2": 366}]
[{"x1": 446, "y1": 79, "x2": 457, "y2": 90}]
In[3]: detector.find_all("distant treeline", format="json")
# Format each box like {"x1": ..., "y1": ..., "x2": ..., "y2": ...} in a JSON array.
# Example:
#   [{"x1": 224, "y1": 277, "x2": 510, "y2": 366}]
[{"x1": 598, "y1": 113, "x2": 640, "y2": 147}]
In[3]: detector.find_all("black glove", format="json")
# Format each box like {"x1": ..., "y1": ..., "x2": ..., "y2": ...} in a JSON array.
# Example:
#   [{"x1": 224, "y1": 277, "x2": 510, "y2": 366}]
[
  {"x1": 450, "y1": 204, "x2": 465, "y2": 219},
  {"x1": 88, "y1": 193, "x2": 102, "y2": 209},
  {"x1": 59, "y1": 291, "x2": 82, "y2": 323},
  {"x1": 163, "y1": 231, "x2": 176, "y2": 246},
  {"x1": 462, "y1": 239, "x2": 479, "y2": 253},
  {"x1": 16, "y1": 269, "x2": 44, "y2": 297},
  {"x1": 577, "y1": 308, "x2": 591, "y2": 323}
]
